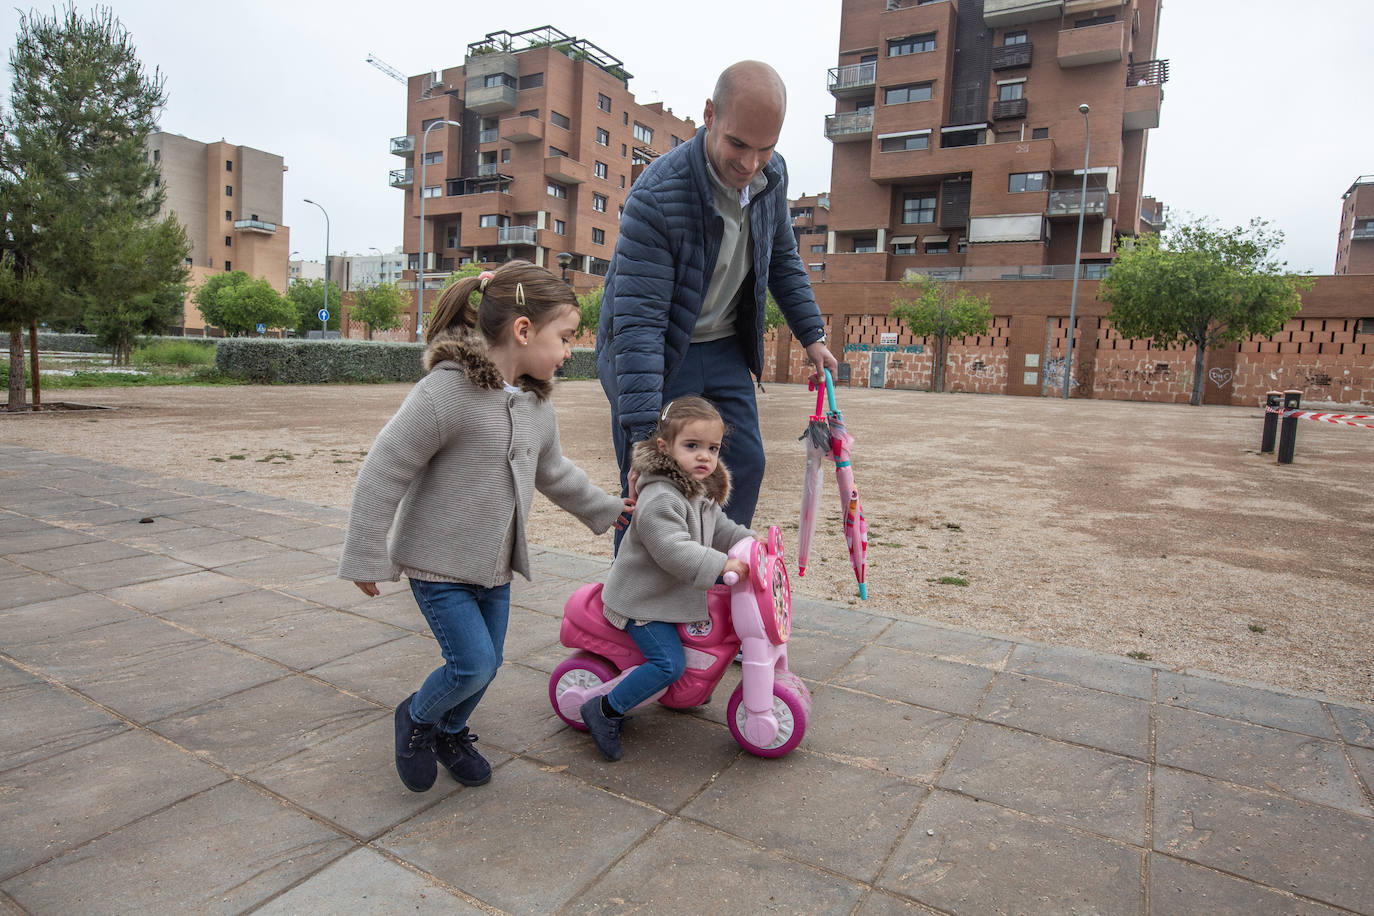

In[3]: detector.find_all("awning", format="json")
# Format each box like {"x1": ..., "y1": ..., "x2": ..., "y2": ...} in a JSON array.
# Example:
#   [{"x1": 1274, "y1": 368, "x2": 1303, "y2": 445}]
[
  {"x1": 922, "y1": 234, "x2": 950, "y2": 244},
  {"x1": 969, "y1": 214, "x2": 1044, "y2": 243},
  {"x1": 890, "y1": 236, "x2": 917, "y2": 246}
]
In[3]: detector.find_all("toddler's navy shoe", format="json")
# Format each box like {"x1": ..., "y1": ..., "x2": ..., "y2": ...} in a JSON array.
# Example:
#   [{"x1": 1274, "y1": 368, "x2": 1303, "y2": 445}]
[
  {"x1": 580, "y1": 697, "x2": 624, "y2": 761},
  {"x1": 436, "y1": 728, "x2": 492, "y2": 786},
  {"x1": 394, "y1": 693, "x2": 438, "y2": 792}
]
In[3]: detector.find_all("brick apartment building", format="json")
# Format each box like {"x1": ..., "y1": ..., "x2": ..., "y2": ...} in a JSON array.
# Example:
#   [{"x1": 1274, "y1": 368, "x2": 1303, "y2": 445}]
[
  {"x1": 147, "y1": 132, "x2": 290, "y2": 333},
  {"x1": 1335, "y1": 175, "x2": 1374, "y2": 275},
  {"x1": 821, "y1": 0, "x2": 1166, "y2": 282},
  {"x1": 389, "y1": 25, "x2": 697, "y2": 327},
  {"x1": 790, "y1": 192, "x2": 832, "y2": 282}
]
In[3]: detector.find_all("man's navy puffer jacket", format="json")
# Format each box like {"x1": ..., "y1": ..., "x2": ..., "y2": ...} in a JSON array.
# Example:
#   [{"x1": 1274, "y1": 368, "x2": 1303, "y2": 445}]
[{"x1": 595, "y1": 127, "x2": 826, "y2": 445}]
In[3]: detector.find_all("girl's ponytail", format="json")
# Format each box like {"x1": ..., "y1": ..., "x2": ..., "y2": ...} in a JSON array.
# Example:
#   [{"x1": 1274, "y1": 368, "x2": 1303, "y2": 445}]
[{"x1": 425, "y1": 275, "x2": 483, "y2": 343}]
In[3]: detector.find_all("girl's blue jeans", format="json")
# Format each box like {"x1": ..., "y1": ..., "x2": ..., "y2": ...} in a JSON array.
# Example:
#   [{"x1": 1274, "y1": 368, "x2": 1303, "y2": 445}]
[
  {"x1": 606, "y1": 620, "x2": 686, "y2": 715},
  {"x1": 408, "y1": 579, "x2": 510, "y2": 733}
]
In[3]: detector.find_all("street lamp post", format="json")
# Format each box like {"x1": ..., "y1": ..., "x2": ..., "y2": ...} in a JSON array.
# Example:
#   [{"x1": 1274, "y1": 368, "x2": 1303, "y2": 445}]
[
  {"x1": 417, "y1": 118, "x2": 461, "y2": 340},
  {"x1": 556, "y1": 251, "x2": 573, "y2": 285},
  {"x1": 1063, "y1": 103, "x2": 1090, "y2": 399},
  {"x1": 303, "y1": 199, "x2": 330, "y2": 337}
]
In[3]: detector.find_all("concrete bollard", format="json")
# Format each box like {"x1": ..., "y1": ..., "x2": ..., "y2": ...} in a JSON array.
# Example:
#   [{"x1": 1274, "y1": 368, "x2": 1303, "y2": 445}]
[
  {"x1": 1260, "y1": 390, "x2": 1282, "y2": 453},
  {"x1": 1277, "y1": 389, "x2": 1302, "y2": 465}
]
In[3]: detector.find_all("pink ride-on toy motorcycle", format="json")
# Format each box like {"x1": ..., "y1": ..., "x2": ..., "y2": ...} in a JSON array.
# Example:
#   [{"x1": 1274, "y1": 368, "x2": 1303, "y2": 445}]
[{"x1": 549, "y1": 526, "x2": 811, "y2": 757}]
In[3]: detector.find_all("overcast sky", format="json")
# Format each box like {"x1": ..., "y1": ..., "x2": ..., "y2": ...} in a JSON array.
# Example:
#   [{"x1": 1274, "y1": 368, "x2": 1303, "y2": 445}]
[{"x1": 4, "y1": 0, "x2": 1369, "y2": 275}]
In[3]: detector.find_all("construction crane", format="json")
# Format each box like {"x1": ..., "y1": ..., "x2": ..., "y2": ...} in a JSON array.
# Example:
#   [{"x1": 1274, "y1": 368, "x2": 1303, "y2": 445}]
[{"x1": 366, "y1": 53, "x2": 406, "y2": 85}]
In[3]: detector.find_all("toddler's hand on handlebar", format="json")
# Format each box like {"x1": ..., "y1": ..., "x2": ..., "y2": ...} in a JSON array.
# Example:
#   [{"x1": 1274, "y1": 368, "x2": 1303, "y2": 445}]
[{"x1": 722, "y1": 557, "x2": 749, "y2": 585}]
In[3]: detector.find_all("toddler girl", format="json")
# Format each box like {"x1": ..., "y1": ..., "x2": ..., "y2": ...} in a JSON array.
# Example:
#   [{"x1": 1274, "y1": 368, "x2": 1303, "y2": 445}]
[
  {"x1": 340, "y1": 260, "x2": 633, "y2": 792},
  {"x1": 580, "y1": 396, "x2": 753, "y2": 761}
]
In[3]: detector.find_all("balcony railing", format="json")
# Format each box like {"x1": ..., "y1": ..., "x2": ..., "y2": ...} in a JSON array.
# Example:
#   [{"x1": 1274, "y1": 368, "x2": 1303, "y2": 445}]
[
  {"x1": 905, "y1": 262, "x2": 1112, "y2": 282},
  {"x1": 992, "y1": 97, "x2": 1028, "y2": 120},
  {"x1": 824, "y1": 110, "x2": 874, "y2": 142},
  {"x1": 390, "y1": 135, "x2": 415, "y2": 157},
  {"x1": 232, "y1": 219, "x2": 277, "y2": 233},
  {"x1": 477, "y1": 162, "x2": 500, "y2": 177},
  {"x1": 478, "y1": 128, "x2": 498, "y2": 144},
  {"x1": 1126, "y1": 59, "x2": 1170, "y2": 87},
  {"x1": 1352, "y1": 226, "x2": 1374, "y2": 240},
  {"x1": 991, "y1": 42, "x2": 1033, "y2": 70},
  {"x1": 1047, "y1": 187, "x2": 1108, "y2": 216},
  {"x1": 827, "y1": 62, "x2": 876, "y2": 97},
  {"x1": 498, "y1": 225, "x2": 537, "y2": 245},
  {"x1": 389, "y1": 167, "x2": 413, "y2": 189}
]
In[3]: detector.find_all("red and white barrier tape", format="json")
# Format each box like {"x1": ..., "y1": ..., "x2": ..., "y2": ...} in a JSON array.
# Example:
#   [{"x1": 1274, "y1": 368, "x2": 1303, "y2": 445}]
[{"x1": 1272, "y1": 409, "x2": 1374, "y2": 430}]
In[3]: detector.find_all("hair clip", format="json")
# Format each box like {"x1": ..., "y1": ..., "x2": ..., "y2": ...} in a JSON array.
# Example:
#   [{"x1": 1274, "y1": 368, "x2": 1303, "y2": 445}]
[
  {"x1": 478, "y1": 270, "x2": 494, "y2": 292},
  {"x1": 660, "y1": 401, "x2": 673, "y2": 422},
  {"x1": 515, "y1": 281, "x2": 525, "y2": 307}
]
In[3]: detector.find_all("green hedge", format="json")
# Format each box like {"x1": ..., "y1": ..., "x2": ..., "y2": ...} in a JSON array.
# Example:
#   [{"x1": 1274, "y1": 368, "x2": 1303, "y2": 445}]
[
  {"x1": 557, "y1": 347, "x2": 596, "y2": 380},
  {"x1": 214, "y1": 338, "x2": 425, "y2": 383},
  {"x1": 34, "y1": 332, "x2": 218, "y2": 354}
]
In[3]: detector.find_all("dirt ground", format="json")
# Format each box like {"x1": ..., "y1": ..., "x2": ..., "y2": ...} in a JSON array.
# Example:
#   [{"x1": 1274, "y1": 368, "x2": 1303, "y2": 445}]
[{"x1": 5, "y1": 380, "x2": 1372, "y2": 705}]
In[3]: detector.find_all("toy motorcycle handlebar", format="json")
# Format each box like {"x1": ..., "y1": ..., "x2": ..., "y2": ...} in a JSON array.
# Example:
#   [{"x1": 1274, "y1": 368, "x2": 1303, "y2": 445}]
[{"x1": 723, "y1": 570, "x2": 740, "y2": 586}]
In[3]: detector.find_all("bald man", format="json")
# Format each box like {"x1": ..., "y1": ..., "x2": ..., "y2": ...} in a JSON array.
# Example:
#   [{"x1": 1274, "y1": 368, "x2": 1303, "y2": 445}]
[{"x1": 596, "y1": 61, "x2": 838, "y2": 534}]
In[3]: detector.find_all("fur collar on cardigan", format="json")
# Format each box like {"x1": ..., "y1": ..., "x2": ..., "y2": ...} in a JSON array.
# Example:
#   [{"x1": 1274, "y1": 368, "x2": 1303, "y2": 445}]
[
  {"x1": 630, "y1": 439, "x2": 731, "y2": 506},
  {"x1": 423, "y1": 331, "x2": 553, "y2": 400}
]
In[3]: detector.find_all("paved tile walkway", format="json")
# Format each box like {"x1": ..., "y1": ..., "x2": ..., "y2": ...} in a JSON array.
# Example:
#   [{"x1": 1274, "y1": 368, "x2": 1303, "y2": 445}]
[{"x1": 2, "y1": 442, "x2": 1372, "y2": 914}]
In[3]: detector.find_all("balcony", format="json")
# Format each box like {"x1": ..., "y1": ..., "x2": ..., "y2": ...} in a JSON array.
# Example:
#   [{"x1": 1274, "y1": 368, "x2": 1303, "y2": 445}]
[
  {"x1": 232, "y1": 219, "x2": 277, "y2": 234},
  {"x1": 478, "y1": 129, "x2": 498, "y2": 144},
  {"x1": 1139, "y1": 205, "x2": 1167, "y2": 232},
  {"x1": 992, "y1": 97, "x2": 1028, "y2": 120},
  {"x1": 825, "y1": 110, "x2": 874, "y2": 142},
  {"x1": 544, "y1": 155, "x2": 588, "y2": 184},
  {"x1": 500, "y1": 115, "x2": 544, "y2": 143},
  {"x1": 389, "y1": 167, "x2": 413, "y2": 189},
  {"x1": 1352, "y1": 226, "x2": 1374, "y2": 240},
  {"x1": 498, "y1": 225, "x2": 538, "y2": 246},
  {"x1": 983, "y1": 0, "x2": 1063, "y2": 28},
  {"x1": 477, "y1": 162, "x2": 500, "y2": 177},
  {"x1": 390, "y1": 135, "x2": 414, "y2": 157},
  {"x1": 991, "y1": 42, "x2": 1033, "y2": 70},
  {"x1": 464, "y1": 52, "x2": 518, "y2": 115},
  {"x1": 1057, "y1": 20, "x2": 1125, "y2": 67},
  {"x1": 1047, "y1": 187, "x2": 1108, "y2": 217},
  {"x1": 828, "y1": 62, "x2": 876, "y2": 98},
  {"x1": 1123, "y1": 81, "x2": 1163, "y2": 130}
]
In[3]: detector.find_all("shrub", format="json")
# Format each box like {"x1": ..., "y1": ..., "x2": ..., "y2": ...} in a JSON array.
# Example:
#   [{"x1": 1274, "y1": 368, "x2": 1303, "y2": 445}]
[
  {"x1": 133, "y1": 339, "x2": 216, "y2": 367},
  {"x1": 557, "y1": 347, "x2": 596, "y2": 380},
  {"x1": 214, "y1": 338, "x2": 425, "y2": 384}
]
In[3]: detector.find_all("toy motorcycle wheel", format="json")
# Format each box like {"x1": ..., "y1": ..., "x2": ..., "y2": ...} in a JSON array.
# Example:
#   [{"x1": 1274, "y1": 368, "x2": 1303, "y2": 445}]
[
  {"x1": 726, "y1": 670, "x2": 812, "y2": 758},
  {"x1": 549, "y1": 651, "x2": 620, "y2": 731}
]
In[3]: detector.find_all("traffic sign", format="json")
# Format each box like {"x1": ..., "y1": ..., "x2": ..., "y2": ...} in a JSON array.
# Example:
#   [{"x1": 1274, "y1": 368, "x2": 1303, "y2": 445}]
[
  {"x1": 256, "y1": 323, "x2": 266, "y2": 334},
  {"x1": 317, "y1": 309, "x2": 330, "y2": 322}
]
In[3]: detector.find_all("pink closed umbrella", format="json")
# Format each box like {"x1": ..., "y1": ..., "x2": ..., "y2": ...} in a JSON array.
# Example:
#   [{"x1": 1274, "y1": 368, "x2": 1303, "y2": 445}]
[
  {"x1": 824, "y1": 369, "x2": 868, "y2": 600},
  {"x1": 796, "y1": 375, "x2": 831, "y2": 578}
]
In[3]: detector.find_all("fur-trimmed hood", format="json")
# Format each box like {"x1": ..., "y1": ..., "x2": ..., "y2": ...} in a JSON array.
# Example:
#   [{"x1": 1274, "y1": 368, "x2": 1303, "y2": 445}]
[
  {"x1": 423, "y1": 331, "x2": 552, "y2": 400},
  {"x1": 630, "y1": 439, "x2": 730, "y2": 506}
]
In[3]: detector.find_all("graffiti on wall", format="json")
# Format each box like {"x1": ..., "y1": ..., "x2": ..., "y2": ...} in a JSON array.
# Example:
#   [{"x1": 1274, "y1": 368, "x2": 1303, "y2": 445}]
[
  {"x1": 966, "y1": 359, "x2": 996, "y2": 379},
  {"x1": 844, "y1": 343, "x2": 926, "y2": 354},
  {"x1": 1208, "y1": 367, "x2": 1234, "y2": 388},
  {"x1": 1043, "y1": 357, "x2": 1077, "y2": 391}
]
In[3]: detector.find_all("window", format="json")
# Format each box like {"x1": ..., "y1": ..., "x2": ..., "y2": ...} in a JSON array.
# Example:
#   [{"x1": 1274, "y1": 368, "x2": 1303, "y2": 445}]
[
  {"x1": 592, "y1": 228, "x2": 605, "y2": 245},
  {"x1": 501, "y1": 148, "x2": 511, "y2": 163},
  {"x1": 224, "y1": 261, "x2": 231, "y2": 270},
  {"x1": 597, "y1": 92, "x2": 611, "y2": 112},
  {"x1": 620, "y1": 175, "x2": 626, "y2": 188},
  {"x1": 478, "y1": 214, "x2": 508, "y2": 228},
  {"x1": 633, "y1": 122, "x2": 652, "y2": 144},
  {"x1": 1032, "y1": 127, "x2": 1049, "y2": 140},
  {"x1": 671, "y1": 135, "x2": 682, "y2": 147},
  {"x1": 223, "y1": 235, "x2": 231, "y2": 247},
  {"x1": 225, "y1": 210, "x2": 232, "y2": 220},
  {"x1": 594, "y1": 161, "x2": 608, "y2": 179},
  {"x1": 621, "y1": 143, "x2": 628, "y2": 157},
  {"x1": 423, "y1": 151, "x2": 442, "y2": 164},
  {"x1": 596, "y1": 127, "x2": 610, "y2": 146},
  {"x1": 225, "y1": 160, "x2": 232, "y2": 172},
  {"x1": 554, "y1": 219, "x2": 566, "y2": 234},
  {"x1": 811, "y1": 244, "x2": 826, "y2": 253},
  {"x1": 152, "y1": 149, "x2": 160, "y2": 161},
  {"x1": 998, "y1": 82, "x2": 1024, "y2": 101},
  {"x1": 549, "y1": 146, "x2": 568, "y2": 158},
  {"x1": 1075, "y1": 14, "x2": 1115, "y2": 26},
  {"x1": 902, "y1": 193, "x2": 937, "y2": 224},
  {"x1": 888, "y1": 33, "x2": 935, "y2": 56},
  {"x1": 1004, "y1": 30, "x2": 1027, "y2": 45},
  {"x1": 551, "y1": 111, "x2": 570, "y2": 129},
  {"x1": 941, "y1": 127, "x2": 983, "y2": 148},
  {"x1": 547, "y1": 182, "x2": 568, "y2": 199},
  {"x1": 893, "y1": 240, "x2": 917, "y2": 255},
  {"x1": 925, "y1": 240, "x2": 949, "y2": 254},
  {"x1": 593, "y1": 193, "x2": 607, "y2": 212},
  {"x1": 518, "y1": 72, "x2": 543, "y2": 90},
  {"x1": 421, "y1": 117, "x2": 444, "y2": 131},
  {"x1": 483, "y1": 72, "x2": 516, "y2": 89},
  {"x1": 225, "y1": 185, "x2": 232, "y2": 196},
  {"x1": 885, "y1": 82, "x2": 933, "y2": 105},
  {"x1": 423, "y1": 185, "x2": 441, "y2": 198},
  {"x1": 520, "y1": 108, "x2": 540, "y2": 118},
  {"x1": 1008, "y1": 171, "x2": 1046, "y2": 192},
  {"x1": 446, "y1": 225, "x2": 459, "y2": 247},
  {"x1": 623, "y1": 111, "x2": 629, "y2": 125},
  {"x1": 854, "y1": 237, "x2": 878, "y2": 254},
  {"x1": 880, "y1": 133, "x2": 929, "y2": 152}
]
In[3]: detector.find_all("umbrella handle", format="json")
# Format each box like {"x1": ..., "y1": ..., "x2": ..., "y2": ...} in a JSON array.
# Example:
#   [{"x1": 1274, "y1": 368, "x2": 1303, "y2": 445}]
[
  {"x1": 809, "y1": 372, "x2": 827, "y2": 419},
  {"x1": 824, "y1": 368, "x2": 840, "y2": 415}
]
